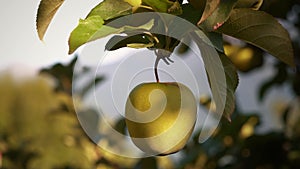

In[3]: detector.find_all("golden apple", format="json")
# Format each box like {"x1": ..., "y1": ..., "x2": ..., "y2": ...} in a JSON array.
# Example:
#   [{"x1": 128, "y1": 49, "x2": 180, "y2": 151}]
[{"x1": 125, "y1": 82, "x2": 197, "y2": 155}]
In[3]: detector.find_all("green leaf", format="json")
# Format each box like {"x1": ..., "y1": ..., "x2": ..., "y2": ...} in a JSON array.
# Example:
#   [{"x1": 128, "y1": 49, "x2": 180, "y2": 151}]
[
  {"x1": 36, "y1": 0, "x2": 65, "y2": 40},
  {"x1": 142, "y1": 0, "x2": 182, "y2": 15},
  {"x1": 179, "y1": 4, "x2": 203, "y2": 25},
  {"x1": 219, "y1": 52, "x2": 238, "y2": 120},
  {"x1": 124, "y1": 0, "x2": 142, "y2": 7},
  {"x1": 127, "y1": 43, "x2": 155, "y2": 48},
  {"x1": 176, "y1": 36, "x2": 191, "y2": 54},
  {"x1": 217, "y1": 9, "x2": 294, "y2": 66},
  {"x1": 191, "y1": 30, "x2": 230, "y2": 122},
  {"x1": 190, "y1": 29, "x2": 219, "y2": 50},
  {"x1": 105, "y1": 34, "x2": 155, "y2": 50},
  {"x1": 186, "y1": 28, "x2": 224, "y2": 52},
  {"x1": 142, "y1": 0, "x2": 171, "y2": 12},
  {"x1": 205, "y1": 32, "x2": 224, "y2": 52},
  {"x1": 198, "y1": 0, "x2": 220, "y2": 24},
  {"x1": 68, "y1": 16, "x2": 154, "y2": 54},
  {"x1": 69, "y1": 16, "x2": 105, "y2": 54},
  {"x1": 87, "y1": 0, "x2": 132, "y2": 20},
  {"x1": 199, "y1": 0, "x2": 238, "y2": 32},
  {"x1": 235, "y1": 0, "x2": 263, "y2": 10},
  {"x1": 192, "y1": 31, "x2": 238, "y2": 121},
  {"x1": 167, "y1": 1, "x2": 183, "y2": 15}
]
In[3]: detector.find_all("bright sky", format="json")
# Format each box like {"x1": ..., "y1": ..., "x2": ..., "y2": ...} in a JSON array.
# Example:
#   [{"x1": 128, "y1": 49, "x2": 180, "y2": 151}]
[{"x1": 0, "y1": 0, "x2": 101, "y2": 72}]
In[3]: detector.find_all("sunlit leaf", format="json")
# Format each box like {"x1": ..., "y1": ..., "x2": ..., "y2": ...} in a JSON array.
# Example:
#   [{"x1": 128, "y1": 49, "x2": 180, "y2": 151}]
[
  {"x1": 199, "y1": 0, "x2": 238, "y2": 32},
  {"x1": 127, "y1": 43, "x2": 155, "y2": 48},
  {"x1": 87, "y1": 0, "x2": 132, "y2": 20},
  {"x1": 142, "y1": 0, "x2": 182, "y2": 15},
  {"x1": 68, "y1": 16, "x2": 154, "y2": 54},
  {"x1": 218, "y1": 9, "x2": 294, "y2": 66},
  {"x1": 124, "y1": 0, "x2": 142, "y2": 7},
  {"x1": 36, "y1": 0, "x2": 65, "y2": 40}
]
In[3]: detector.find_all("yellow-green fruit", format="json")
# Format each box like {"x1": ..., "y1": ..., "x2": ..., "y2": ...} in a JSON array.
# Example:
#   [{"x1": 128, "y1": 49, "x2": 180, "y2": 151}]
[
  {"x1": 224, "y1": 45, "x2": 263, "y2": 72},
  {"x1": 125, "y1": 82, "x2": 197, "y2": 155}
]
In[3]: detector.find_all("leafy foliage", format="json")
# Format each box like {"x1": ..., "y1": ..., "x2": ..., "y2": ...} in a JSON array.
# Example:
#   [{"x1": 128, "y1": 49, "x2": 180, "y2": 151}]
[
  {"x1": 68, "y1": 16, "x2": 154, "y2": 54},
  {"x1": 34, "y1": 0, "x2": 298, "y2": 164},
  {"x1": 0, "y1": 75, "x2": 93, "y2": 169},
  {"x1": 36, "y1": 0, "x2": 296, "y2": 121},
  {"x1": 193, "y1": 0, "x2": 220, "y2": 24},
  {"x1": 217, "y1": 8, "x2": 294, "y2": 66},
  {"x1": 198, "y1": 0, "x2": 238, "y2": 32},
  {"x1": 192, "y1": 30, "x2": 237, "y2": 122},
  {"x1": 105, "y1": 34, "x2": 154, "y2": 50},
  {"x1": 235, "y1": 0, "x2": 263, "y2": 9},
  {"x1": 142, "y1": 0, "x2": 182, "y2": 14},
  {"x1": 178, "y1": 112, "x2": 299, "y2": 169},
  {"x1": 6, "y1": 0, "x2": 300, "y2": 164},
  {"x1": 87, "y1": 0, "x2": 132, "y2": 20},
  {"x1": 219, "y1": 52, "x2": 238, "y2": 121}
]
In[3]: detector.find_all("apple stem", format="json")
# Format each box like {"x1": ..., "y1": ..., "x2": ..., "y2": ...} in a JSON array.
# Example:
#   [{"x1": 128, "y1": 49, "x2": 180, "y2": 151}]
[
  {"x1": 154, "y1": 49, "x2": 174, "y2": 83},
  {"x1": 154, "y1": 56, "x2": 160, "y2": 83}
]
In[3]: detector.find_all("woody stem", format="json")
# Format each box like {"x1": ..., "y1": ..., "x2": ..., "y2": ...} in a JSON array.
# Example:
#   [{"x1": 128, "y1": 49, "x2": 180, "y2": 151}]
[{"x1": 154, "y1": 54, "x2": 160, "y2": 83}]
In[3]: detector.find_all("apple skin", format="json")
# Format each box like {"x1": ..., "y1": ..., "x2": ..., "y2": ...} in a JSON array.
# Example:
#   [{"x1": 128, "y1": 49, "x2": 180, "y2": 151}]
[{"x1": 125, "y1": 82, "x2": 197, "y2": 155}]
